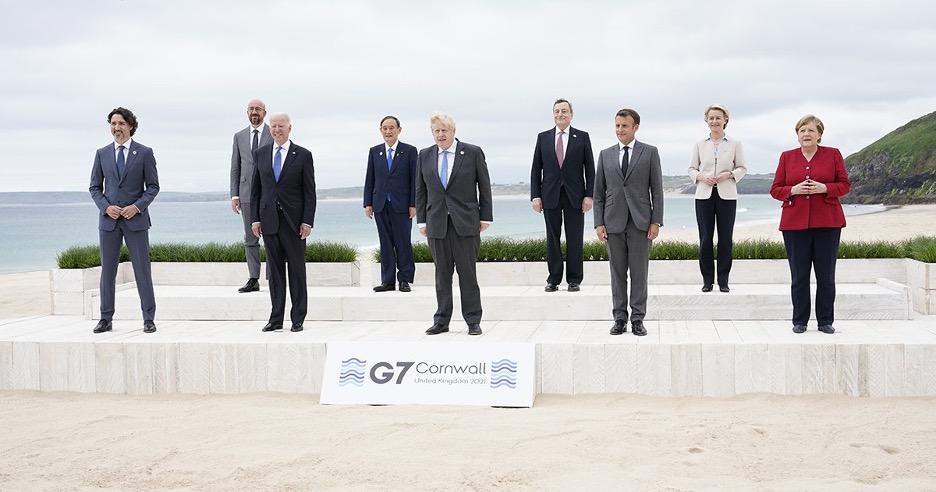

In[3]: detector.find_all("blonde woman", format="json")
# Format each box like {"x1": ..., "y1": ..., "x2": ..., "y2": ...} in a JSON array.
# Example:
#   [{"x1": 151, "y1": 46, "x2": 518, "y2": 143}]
[{"x1": 688, "y1": 105, "x2": 747, "y2": 292}]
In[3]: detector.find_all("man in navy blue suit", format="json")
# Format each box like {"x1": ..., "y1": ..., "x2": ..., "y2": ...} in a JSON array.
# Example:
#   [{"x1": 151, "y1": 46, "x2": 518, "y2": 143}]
[
  {"x1": 531, "y1": 99, "x2": 595, "y2": 292},
  {"x1": 364, "y1": 116, "x2": 417, "y2": 292}
]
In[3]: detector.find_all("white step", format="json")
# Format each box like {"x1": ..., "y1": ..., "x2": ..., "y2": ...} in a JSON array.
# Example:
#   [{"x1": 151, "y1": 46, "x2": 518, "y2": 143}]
[{"x1": 96, "y1": 283, "x2": 910, "y2": 321}]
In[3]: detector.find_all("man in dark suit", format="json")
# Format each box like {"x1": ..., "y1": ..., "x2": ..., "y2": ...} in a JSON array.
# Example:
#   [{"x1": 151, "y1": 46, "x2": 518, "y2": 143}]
[
  {"x1": 593, "y1": 108, "x2": 664, "y2": 337},
  {"x1": 89, "y1": 107, "x2": 160, "y2": 334},
  {"x1": 250, "y1": 113, "x2": 316, "y2": 333},
  {"x1": 531, "y1": 99, "x2": 595, "y2": 292},
  {"x1": 416, "y1": 113, "x2": 493, "y2": 336},
  {"x1": 363, "y1": 116, "x2": 417, "y2": 292},
  {"x1": 230, "y1": 99, "x2": 273, "y2": 293}
]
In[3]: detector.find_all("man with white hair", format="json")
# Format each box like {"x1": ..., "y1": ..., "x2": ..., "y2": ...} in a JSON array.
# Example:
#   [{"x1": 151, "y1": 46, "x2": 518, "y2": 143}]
[
  {"x1": 416, "y1": 113, "x2": 493, "y2": 336},
  {"x1": 250, "y1": 113, "x2": 316, "y2": 333}
]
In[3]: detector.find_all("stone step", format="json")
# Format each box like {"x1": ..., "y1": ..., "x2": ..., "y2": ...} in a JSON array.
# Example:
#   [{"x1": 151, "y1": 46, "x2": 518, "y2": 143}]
[{"x1": 96, "y1": 282, "x2": 910, "y2": 321}]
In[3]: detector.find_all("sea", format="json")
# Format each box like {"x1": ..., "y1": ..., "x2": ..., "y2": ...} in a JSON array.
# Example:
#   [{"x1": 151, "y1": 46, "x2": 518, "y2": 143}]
[{"x1": 0, "y1": 193, "x2": 884, "y2": 274}]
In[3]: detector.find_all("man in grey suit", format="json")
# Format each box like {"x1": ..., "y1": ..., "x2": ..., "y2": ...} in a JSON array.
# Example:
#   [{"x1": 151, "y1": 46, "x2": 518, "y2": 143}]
[
  {"x1": 230, "y1": 99, "x2": 273, "y2": 293},
  {"x1": 89, "y1": 107, "x2": 160, "y2": 334},
  {"x1": 416, "y1": 113, "x2": 493, "y2": 336},
  {"x1": 593, "y1": 108, "x2": 663, "y2": 336}
]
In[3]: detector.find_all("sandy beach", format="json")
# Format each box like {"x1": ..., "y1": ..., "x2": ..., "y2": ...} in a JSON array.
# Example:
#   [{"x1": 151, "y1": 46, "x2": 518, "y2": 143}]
[{"x1": 2, "y1": 204, "x2": 936, "y2": 490}]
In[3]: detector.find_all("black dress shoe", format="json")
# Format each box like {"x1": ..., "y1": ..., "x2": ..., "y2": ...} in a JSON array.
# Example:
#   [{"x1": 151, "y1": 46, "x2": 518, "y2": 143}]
[
  {"x1": 719, "y1": 285, "x2": 730, "y2": 293},
  {"x1": 568, "y1": 283, "x2": 580, "y2": 292},
  {"x1": 373, "y1": 283, "x2": 395, "y2": 292},
  {"x1": 93, "y1": 319, "x2": 112, "y2": 334},
  {"x1": 425, "y1": 324, "x2": 449, "y2": 335},
  {"x1": 545, "y1": 284, "x2": 558, "y2": 292},
  {"x1": 631, "y1": 320, "x2": 647, "y2": 336},
  {"x1": 792, "y1": 324, "x2": 807, "y2": 333},
  {"x1": 818, "y1": 324, "x2": 835, "y2": 334},
  {"x1": 143, "y1": 320, "x2": 156, "y2": 333},
  {"x1": 262, "y1": 322, "x2": 283, "y2": 332},
  {"x1": 290, "y1": 324, "x2": 303, "y2": 332},
  {"x1": 701, "y1": 284, "x2": 713, "y2": 292},
  {"x1": 610, "y1": 319, "x2": 626, "y2": 335},
  {"x1": 468, "y1": 324, "x2": 482, "y2": 336},
  {"x1": 399, "y1": 282, "x2": 411, "y2": 292},
  {"x1": 238, "y1": 278, "x2": 260, "y2": 293}
]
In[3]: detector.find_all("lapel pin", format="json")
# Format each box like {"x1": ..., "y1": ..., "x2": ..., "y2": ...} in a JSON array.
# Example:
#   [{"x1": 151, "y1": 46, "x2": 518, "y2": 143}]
[
  {"x1": 573, "y1": 134, "x2": 577, "y2": 138},
  {"x1": 460, "y1": 151, "x2": 465, "y2": 155},
  {"x1": 292, "y1": 151, "x2": 296, "y2": 155},
  {"x1": 132, "y1": 150, "x2": 137, "y2": 155},
  {"x1": 379, "y1": 151, "x2": 383, "y2": 156}
]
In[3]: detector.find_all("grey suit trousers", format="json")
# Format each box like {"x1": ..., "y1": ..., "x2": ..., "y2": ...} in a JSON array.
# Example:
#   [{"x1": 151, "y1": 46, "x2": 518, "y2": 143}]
[
  {"x1": 607, "y1": 219, "x2": 651, "y2": 322},
  {"x1": 99, "y1": 219, "x2": 156, "y2": 321},
  {"x1": 239, "y1": 200, "x2": 261, "y2": 279},
  {"x1": 428, "y1": 217, "x2": 482, "y2": 326}
]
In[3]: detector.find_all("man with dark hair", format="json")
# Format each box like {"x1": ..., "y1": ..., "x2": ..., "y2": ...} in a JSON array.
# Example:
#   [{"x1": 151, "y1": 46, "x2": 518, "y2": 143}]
[
  {"x1": 89, "y1": 107, "x2": 160, "y2": 334},
  {"x1": 530, "y1": 99, "x2": 595, "y2": 292},
  {"x1": 230, "y1": 99, "x2": 273, "y2": 293},
  {"x1": 364, "y1": 116, "x2": 418, "y2": 292},
  {"x1": 593, "y1": 108, "x2": 663, "y2": 336}
]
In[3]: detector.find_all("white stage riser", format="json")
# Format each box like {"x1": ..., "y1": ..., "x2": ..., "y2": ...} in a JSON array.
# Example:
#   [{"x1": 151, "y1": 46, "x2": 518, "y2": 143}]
[{"x1": 2, "y1": 341, "x2": 935, "y2": 398}]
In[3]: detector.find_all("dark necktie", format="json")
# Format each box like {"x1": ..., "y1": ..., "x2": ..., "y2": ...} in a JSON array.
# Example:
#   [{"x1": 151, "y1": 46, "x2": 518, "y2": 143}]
[
  {"x1": 116, "y1": 145, "x2": 126, "y2": 178},
  {"x1": 621, "y1": 146, "x2": 629, "y2": 177},
  {"x1": 251, "y1": 129, "x2": 259, "y2": 151}
]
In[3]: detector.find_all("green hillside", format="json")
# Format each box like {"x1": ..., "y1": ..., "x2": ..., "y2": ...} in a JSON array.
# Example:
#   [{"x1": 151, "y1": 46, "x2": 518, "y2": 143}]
[{"x1": 845, "y1": 111, "x2": 936, "y2": 204}]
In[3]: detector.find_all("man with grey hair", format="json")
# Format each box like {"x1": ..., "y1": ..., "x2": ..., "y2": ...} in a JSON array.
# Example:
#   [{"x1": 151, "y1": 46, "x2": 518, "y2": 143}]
[
  {"x1": 416, "y1": 113, "x2": 493, "y2": 336},
  {"x1": 250, "y1": 113, "x2": 316, "y2": 333},
  {"x1": 230, "y1": 99, "x2": 272, "y2": 293}
]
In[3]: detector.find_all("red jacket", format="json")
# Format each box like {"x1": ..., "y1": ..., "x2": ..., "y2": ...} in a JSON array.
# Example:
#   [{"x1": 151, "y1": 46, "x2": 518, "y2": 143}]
[{"x1": 770, "y1": 146, "x2": 850, "y2": 230}]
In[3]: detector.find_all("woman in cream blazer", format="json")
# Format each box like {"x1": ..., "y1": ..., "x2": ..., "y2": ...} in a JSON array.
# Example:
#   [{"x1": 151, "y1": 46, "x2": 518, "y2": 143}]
[{"x1": 688, "y1": 104, "x2": 747, "y2": 292}]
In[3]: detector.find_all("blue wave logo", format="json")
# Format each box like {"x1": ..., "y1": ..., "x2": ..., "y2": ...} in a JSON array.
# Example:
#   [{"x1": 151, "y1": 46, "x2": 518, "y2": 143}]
[
  {"x1": 339, "y1": 357, "x2": 366, "y2": 387},
  {"x1": 490, "y1": 358, "x2": 517, "y2": 389}
]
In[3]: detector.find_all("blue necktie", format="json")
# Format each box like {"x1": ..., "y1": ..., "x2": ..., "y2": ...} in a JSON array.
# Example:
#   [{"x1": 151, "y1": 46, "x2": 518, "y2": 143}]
[
  {"x1": 387, "y1": 147, "x2": 394, "y2": 171},
  {"x1": 440, "y1": 150, "x2": 449, "y2": 190},
  {"x1": 273, "y1": 146, "x2": 283, "y2": 182},
  {"x1": 116, "y1": 145, "x2": 126, "y2": 178}
]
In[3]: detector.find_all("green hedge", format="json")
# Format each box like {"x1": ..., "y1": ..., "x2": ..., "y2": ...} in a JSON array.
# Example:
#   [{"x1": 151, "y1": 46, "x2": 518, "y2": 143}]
[
  {"x1": 57, "y1": 241, "x2": 357, "y2": 269},
  {"x1": 374, "y1": 236, "x2": 936, "y2": 263}
]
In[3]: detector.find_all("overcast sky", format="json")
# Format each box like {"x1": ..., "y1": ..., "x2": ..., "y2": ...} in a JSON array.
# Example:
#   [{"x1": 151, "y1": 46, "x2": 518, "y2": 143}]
[{"x1": 2, "y1": 0, "x2": 934, "y2": 193}]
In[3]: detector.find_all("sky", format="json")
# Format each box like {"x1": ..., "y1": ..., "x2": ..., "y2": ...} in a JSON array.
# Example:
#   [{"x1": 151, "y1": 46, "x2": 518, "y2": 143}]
[{"x1": 2, "y1": 0, "x2": 935, "y2": 193}]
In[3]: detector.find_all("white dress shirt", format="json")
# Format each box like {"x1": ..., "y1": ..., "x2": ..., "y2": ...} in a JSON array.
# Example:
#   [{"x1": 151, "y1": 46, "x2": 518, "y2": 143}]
[
  {"x1": 618, "y1": 140, "x2": 634, "y2": 168},
  {"x1": 385, "y1": 142, "x2": 398, "y2": 157},
  {"x1": 114, "y1": 138, "x2": 132, "y2": 164}
]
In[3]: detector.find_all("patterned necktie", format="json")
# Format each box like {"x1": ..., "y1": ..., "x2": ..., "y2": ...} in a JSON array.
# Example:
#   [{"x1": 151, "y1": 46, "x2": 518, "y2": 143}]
[
  {"x1": 621, "y1": 146, "x2": 630, "y2": 177},
  {"x1": 273, "y1": 146, "x2": 283, "y2": 182},
  {"x1": 251, "y1": 129, "x2": 259, "y2": 151},
  {"x1": 116, "y1": 145, "x2": 126, "y2": 178},
  {"x1": 440, "y1": 150, "x2": 449, "y2": 190},
  {"x1": 556, "y1": 131, "x2": 565, "y2": 168},
  {"x1": 387, "y1": 147, "x2": 394, "y2": 171}
]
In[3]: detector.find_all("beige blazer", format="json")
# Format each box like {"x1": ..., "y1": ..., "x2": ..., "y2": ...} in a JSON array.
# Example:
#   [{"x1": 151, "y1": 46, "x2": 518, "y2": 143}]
[{"x1": 688, "y1": 136, "x2": 747, "y2": 199}]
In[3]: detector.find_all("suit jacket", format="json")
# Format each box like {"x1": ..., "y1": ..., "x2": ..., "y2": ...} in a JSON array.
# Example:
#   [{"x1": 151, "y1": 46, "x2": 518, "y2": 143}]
[
  {"x1": 770, "y1": 146, "x2": 850, "y2": 230},
  {"x1": 415, "y1": 141, "x2": 493, "y2": 240},
  {"x1": 89, "y1": 140, "x2": 160, "y2": 232},
  {"x1": 593, "y1": 141, "x2": 664, "y2": 233},
  {"x1": 530, "y1": 126, "x2": 595, "y2": 208},
  {"x1": 230, "y1": 124, "x2": 273, "y2": 200},
  {"x1": 363, "y1": 141, "x2": 418, "y2": 213},
  {"x1": 688, "y1": 136, "x2": 747, "y2": 199},
  {"x1": 250, "y1": 141, "x2": 316, "y2": 234}
]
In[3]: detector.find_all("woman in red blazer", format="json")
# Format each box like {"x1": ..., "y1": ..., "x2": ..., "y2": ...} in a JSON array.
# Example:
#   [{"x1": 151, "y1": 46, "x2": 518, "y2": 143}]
[{"x1": 770, "y1": 115, "x2": 850, "y2": 334}]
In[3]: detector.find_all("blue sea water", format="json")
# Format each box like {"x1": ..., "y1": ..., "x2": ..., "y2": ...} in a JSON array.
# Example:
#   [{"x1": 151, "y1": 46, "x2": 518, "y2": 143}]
[{"x1": 0, "y1": 194, "x2": 882, "y2": 274}]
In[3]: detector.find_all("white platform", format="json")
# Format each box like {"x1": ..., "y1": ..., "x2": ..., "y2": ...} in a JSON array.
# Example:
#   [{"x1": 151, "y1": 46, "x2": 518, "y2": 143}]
[
  {"x1": 2, "y1": 315, "x2": 936, "y2": 397},
  {"x1": 94, "y1": 282, "x2": 911, "y2": 321}
]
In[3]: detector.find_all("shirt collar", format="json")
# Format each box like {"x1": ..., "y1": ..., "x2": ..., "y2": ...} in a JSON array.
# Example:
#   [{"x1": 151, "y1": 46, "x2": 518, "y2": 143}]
[
  {"x1": 273, "y1": 140, "x2": 291, "y2": 153},
  {"x1": 618, "y1": 140, "x2": 634, "y2": 152},
  {"x1": 555, "y1": 125, "x2": 571, "y2": 135},
  {"x1": 438, "y1": 141, "x2": 457, "y2": 154},
  {"x1": 114, "y1": 138, "x2": 133, "y2": 150},
  {"x1": 385, "y1": 141, "x2": 398, "y2": 153},
  {"x1": 249, "y1": 123, "x2": 264, "y2": 132},
  {"x1": 706, "y1": 134, "x2": 729, "y2": 142}
]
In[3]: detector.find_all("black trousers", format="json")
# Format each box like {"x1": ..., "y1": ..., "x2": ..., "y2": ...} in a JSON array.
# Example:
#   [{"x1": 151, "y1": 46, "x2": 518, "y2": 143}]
[
  {"x1": 695, "y1": 189, "x2": 737, "y2": 287},
  {"x1": 543, "y1": 188, "x2": 584, "y2": 285},
  {"x1": 375, "y1": 200, "x2": 415, "y2": 285},
  {"x1": 427, "y1": 217, "x2": 482, "y2": 326},
  {"x1": 263, "y1": 210, "x2": 308, "y2": 325},
  {"x1": 782, "y1": 228, "x2": 841, "y2": 326}
]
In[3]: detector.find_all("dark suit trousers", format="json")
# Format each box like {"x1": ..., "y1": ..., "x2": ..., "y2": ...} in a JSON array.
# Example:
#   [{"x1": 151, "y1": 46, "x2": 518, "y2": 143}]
[
  {"x1": 695, "y1": 189, "x2": 737, "y2": 287},
  {"x1": 606, "y1": 218, "x2": 651, "y2": 322},
  {"x1": 782, "y1": 227, "x2": 841, "y2": 326},
  {"x1": 99, "y1": 219, "x2": 156, "y2": 321},
  {"x1": 375, "y1": 200, "x2": 415, "y2": 285},
  {"x1": 263, "y1": 210, "x2": 308, "y2": 325},
  {"x1": 428, "y1": 217, "x2": 482, "y2": 326},
  {"x1": 543, "y1": 189, "x2": 584, "y2": 285}
]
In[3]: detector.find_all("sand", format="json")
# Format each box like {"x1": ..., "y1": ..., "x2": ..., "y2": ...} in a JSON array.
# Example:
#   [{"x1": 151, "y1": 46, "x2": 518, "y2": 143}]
[{"x1": 3, "y1": 205, "x2": 936, "y2": 490}]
